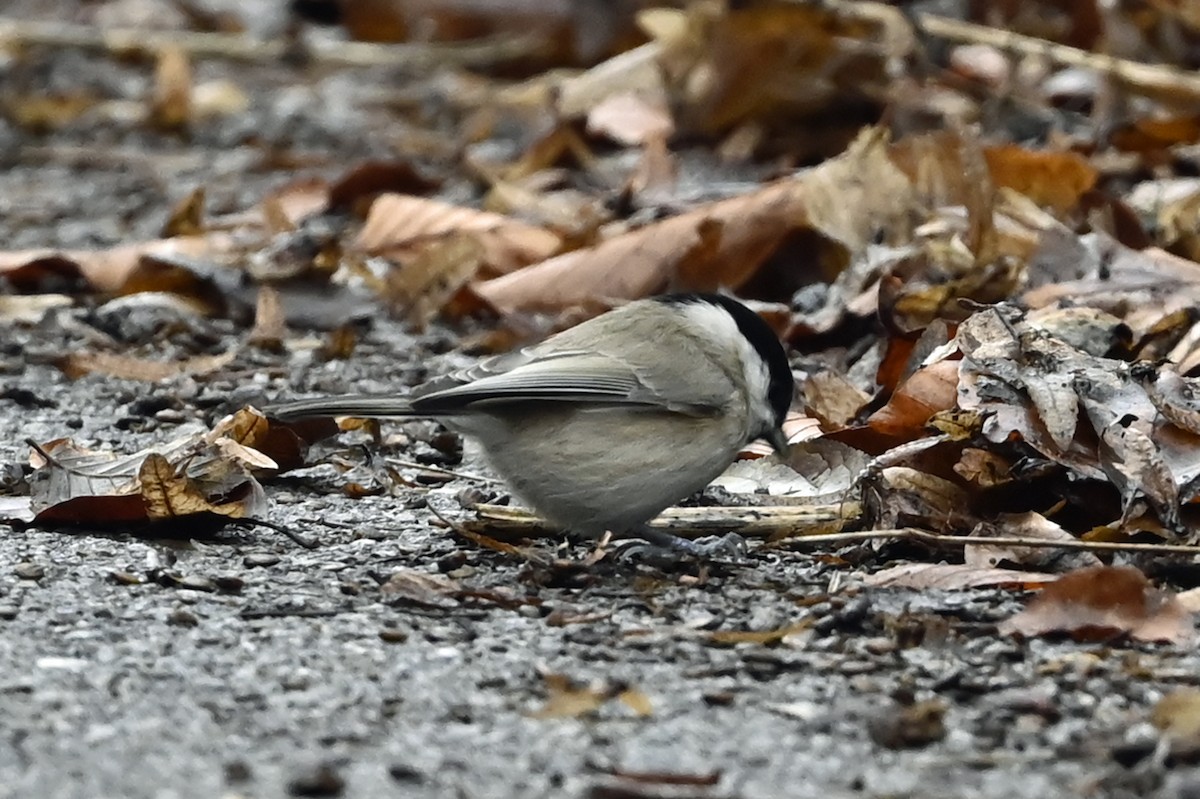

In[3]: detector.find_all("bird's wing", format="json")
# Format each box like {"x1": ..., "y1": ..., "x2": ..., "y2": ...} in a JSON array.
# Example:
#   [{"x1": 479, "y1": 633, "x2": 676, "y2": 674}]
[{"x1": 410, "y1": 349, "x2": 727, "y2": 416}]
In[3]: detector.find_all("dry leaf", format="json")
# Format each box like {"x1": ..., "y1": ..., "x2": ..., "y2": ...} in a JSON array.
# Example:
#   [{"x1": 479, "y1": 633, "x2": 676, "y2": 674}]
[
  {"x1": 57, "y1": 350, "x2": 236, "y2": 382},
  {"x1": 149, "y1": 45, "x2": 192, "y2": 131},
  {"x1": 998, "y1": 565, "x2": 1193, "y2": 643},
  {"x1": 531, "y1": 673, "x2": 651, "y2": 719},
  {"x1": 865, "y1": 562, "x2": 1055, "y2": 590},
  {"x1": 983, "y1": 145, "x2": 1097, "y2": 214},
  {"x1": 475, "y1": 127, "x2": 914, "y2": 313},
  {"x1": 248, "y1": 286, "x2": 287, "y2": 348},
  {"x1": 353, "y1": 194, "x2": 560, "y2": 275},
  {"x1": 380, "y1": 570, "x2": 462, "y2": 609},
  {"x1": 965, "y1": 512, "x2": 1102, "y2": 571}
]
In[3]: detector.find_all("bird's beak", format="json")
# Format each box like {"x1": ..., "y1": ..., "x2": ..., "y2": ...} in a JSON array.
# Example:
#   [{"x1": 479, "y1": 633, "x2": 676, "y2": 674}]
[{"x1": 766, "y1": 427, "x2": 789, "y2": 456}]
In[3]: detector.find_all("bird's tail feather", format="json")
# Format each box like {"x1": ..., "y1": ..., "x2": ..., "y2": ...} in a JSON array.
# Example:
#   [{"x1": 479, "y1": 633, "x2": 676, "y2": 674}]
[{"x1": 263, "y1": 396, "x2": 418, "y2": 420}]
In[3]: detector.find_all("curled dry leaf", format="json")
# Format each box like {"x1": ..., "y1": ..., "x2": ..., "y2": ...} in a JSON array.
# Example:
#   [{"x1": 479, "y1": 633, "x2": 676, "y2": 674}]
[
  {"x1": 998, "y1": 565, "x2": 1193, "y2": 644},
  {"x1": 865, "y1": 467, "x2": 971, "y2": 533},
  {"x1": 475, "y1": 127, "x2": 915, "y2": 313},
  {"x1": 352, "y1": 194, "x2": 561, "y2": 275},
  {"x1": 0, "y1": 236, "x2": 226, "y2": 294},
  {"x1": 27, "y1": 409, "x2": 275, "y2": 528}
]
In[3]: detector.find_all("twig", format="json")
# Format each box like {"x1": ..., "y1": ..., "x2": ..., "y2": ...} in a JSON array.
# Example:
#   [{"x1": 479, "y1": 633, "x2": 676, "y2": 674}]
[
  {"x1": 0, "y1": 16, "x2": 544, "y2": 70},
  {"x1": 385, "y1": 457, "x2": 499, "y2": 485},
  {"x1": 426, "y1": 502, "x2": 552, "y2": 564},
  {"x1": 820, "y1": 0, "x2": 1200, "y2": 101},
  {"x1": 468, "y1": 502, "x2": 859, "y2": 540},
  {"x1": 779, "y1": 526, "x2": 1200, "y2": 555}
]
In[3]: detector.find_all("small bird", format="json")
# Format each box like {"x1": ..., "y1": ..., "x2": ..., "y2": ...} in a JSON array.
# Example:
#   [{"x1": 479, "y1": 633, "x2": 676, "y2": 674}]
[{"x1": 266, "y1": 293, "x2": 794, "y2": 555}]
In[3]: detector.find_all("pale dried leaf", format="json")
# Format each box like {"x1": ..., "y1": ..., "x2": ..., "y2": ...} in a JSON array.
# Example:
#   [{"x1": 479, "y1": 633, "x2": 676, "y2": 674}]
[{"x1": 865, "y1": 563, "x2": 1055, "y2": 590}]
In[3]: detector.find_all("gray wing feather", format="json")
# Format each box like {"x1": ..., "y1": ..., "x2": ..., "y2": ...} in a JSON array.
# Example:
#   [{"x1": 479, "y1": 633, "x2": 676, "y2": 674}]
[{"x1": 411, "y1": 349, "x2": 722, "y2": 416}]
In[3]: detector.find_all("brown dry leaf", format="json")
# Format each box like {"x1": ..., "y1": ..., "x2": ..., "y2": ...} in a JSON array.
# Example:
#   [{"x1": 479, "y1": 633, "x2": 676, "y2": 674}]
[
  {"x1": 1024, "y1": 235, "x2": 1200, "y2": 338},
  {"x1": 867, "y1": 467, "x2": 971, "y2": 532},
  {"x1": 383, "y1": 233, "x2": 485, "y2": 328},
  {"x1": 0, "y1": 237, "x2": 223, "y2": 294},
  {"x1": 162, "y1": 187, "x2": 206, "y2": 237},
  {"x1": 28, "y1": 430, "x2": 270, "y2": 528},
  {"x1": 1152, "y1": 690, "x2": 1200, "y2": 745},
  {"x1": 707, "y1": 622, "x2": 811, "y2": 646},
  {"x1": 4, "y1": 93, "x2": 98, "y2": 131},
  {"x1": 531, "y1": 673, "x2": 652, "y2": 720},
  {"x1": 645, "y1": 3, "x2": 890, "y2": 137},
  {"x1": 353, "y1": 194, "x2": 561, "y2": 276},
  {"x1": 804, "y1": 371, "x2": 870, "y2": 429},
  {"x1": 865, "y1": 562, "x2": 1055, "y2": 590},
  {"x1": 953, "y1": 448, "x2": 1013, "y2": 487},
  {"x1": 326, "y1": 161, "x2": 442, "y2": 215},
  {"x1": 380, "y1": 570, "x2": 462, "y2": 609},
  {"x1": 965, "y1": 512, "x2": 1102, "y2": 571},
  {"x1": 248, "y1": 286, "x2": 287, "y2": 348},
  {"x1": 866, "y1": 359, "x2": 960, "y2": 439},
  {"x1": 555, "y1": 42, "x2": 667, "y2": 119},
  {"x1": 998, "y1": 565, "x2": 1193, "y2": 643},
  {"x1": 57, "y1": 349, "x2": 236, "y2": 382},
  {"x1": 983, "y1": 145, "x2": 1097, "y2": 215},
  {"x1": 149, "y1": 45, "x2": 192, "y2": 131},
  {"x1": 139, "y1": 453, "x2": 236, "y2": 520},
  {"x1": 476, "y1": 127, "x2": 914, "y2": 313}
]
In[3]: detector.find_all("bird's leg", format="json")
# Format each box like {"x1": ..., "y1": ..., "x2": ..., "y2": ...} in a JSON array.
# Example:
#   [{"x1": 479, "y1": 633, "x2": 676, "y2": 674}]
[{"x1": 610, "y1": 526, "x2": 749, "y2": 561}]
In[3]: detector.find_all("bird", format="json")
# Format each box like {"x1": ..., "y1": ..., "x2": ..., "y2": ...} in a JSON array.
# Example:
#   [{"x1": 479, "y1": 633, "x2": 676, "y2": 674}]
[{"x1": 265, "y1": 293, "x2": 794, "y2": 556}]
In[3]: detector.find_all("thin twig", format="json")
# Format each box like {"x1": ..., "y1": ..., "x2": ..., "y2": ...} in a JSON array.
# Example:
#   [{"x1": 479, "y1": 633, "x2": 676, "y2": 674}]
[
  {"x1": 385, "y1": 457, "x2": 499, "y2": 485},
  {"x1": 426, "y1": 502, "x2": 551, "y2": 564},
  {"x1": 779, "y1": 526, "x2": 1200, "y2": 555},
  {"x1": 468, "y1": 502, "x2": 859, "y2": 540},
  {"x1": 820, "y1": 0, "x2": 1200, "y2": 101},
  {"x1": 0, "y1": 16, "x2": 544, "y2": 70}
]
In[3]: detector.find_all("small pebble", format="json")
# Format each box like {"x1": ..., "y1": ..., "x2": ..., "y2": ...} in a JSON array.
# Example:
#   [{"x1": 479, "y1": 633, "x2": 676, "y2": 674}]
[
  {"x1": 14, "y1": 562, "x2": 44, "y2": 581},
  {"x1": 178, "y1": 575, "x2": 217, "y2": 592},
  {"x1": 379, "y1": 628, "x2": 408, "y2": 643},
  {"x1": 244, "y1": 553, "x2": 281, "y2": 568},
  {"x1": 288, "y1": 764, "x2": 344, "y2": 797},
  {"x1": 167, "y1": 608, "x2": 200, "y2": 627},
  {"x1": 0, "y1": 605, "x2": 18, "y2": 620},
  {"x1": 109, "y1": 571, "x2": 145, "y2": 586},
  {"x1": 214, "y1": 575, "x2": 245, "y2": 593},
  {"x1": 388, "y1": 764, "x2": 423, "y2": 783}
]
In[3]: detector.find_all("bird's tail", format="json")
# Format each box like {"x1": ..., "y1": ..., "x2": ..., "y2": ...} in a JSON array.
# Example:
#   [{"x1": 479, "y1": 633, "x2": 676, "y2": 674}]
[{"x1": 263, "y1": 396, "x2": 418, "y2": 421}]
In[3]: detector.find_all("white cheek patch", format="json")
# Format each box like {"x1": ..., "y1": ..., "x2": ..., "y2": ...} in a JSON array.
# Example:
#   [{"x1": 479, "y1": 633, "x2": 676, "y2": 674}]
[{"x1": 680, "y1": 300, "x2": 774, "y2": 429}]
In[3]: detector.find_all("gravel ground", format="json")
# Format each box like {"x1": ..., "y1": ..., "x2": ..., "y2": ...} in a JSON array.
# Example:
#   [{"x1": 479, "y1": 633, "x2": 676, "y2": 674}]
[{"x1": 3, "y1": 318, "x2": 1200, "y2": 799}]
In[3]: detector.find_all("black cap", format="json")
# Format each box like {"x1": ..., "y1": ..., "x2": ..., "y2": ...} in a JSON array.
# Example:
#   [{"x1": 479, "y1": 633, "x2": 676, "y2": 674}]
[{"x1": 656, "y1": 293, "x2": 794, "y2": 429}]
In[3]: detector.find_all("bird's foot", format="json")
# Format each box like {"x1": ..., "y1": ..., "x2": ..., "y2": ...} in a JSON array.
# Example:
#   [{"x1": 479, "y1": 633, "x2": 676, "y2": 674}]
[{"x1": 610, "y1": 528, "x2": 749, "y2": 563}]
